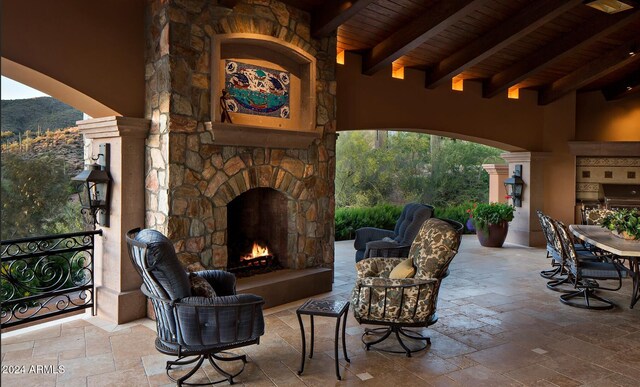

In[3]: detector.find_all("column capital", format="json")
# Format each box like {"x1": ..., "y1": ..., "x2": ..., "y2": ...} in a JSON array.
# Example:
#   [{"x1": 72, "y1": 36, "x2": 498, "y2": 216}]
[
  {"x1": 481, "y1": 163, "x2": 509, "y2": 175},
  {"x1": 77, "y1": 116, "x2": 150, "y2": 139},
  {"x1": 500, "y1": 151, "x2": 551, "y2": 164}
]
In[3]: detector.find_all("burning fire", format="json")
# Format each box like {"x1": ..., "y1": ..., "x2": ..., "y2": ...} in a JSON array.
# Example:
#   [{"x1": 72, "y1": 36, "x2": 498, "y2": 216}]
[{"x1": 240, "y1": 242, "x2": 271, "y2": 261}]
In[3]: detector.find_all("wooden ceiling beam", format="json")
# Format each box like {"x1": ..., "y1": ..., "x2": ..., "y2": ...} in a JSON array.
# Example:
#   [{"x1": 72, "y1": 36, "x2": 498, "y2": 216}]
[
  {"x1": 602, "y1": 71, "x2": 640, "y2": 100},
  {"x1": 483, "y1": 9, "x2": 640, "y2": 99},
  {"x1": 312, "y1": 0, "x2": 377, "y2": 38},
  {"x1": 362, "y1": 0, "x2": 486, "y2": 76},
  {"x1": 425, "y1": 0, "x2": 582, "y2": 89},
  {"x1": 539, "y1": 39, "x2": 640, "y2": 105}
]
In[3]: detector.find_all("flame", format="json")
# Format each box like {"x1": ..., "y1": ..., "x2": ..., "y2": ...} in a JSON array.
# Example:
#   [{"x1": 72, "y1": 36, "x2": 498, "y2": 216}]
[{"x1": 241, "y1": 242, "x2": 271, "y2": 261}]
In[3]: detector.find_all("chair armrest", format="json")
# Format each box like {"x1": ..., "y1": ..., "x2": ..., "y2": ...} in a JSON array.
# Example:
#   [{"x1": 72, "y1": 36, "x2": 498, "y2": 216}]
[
  {"x1": 192, "y1": 270, "x2": 236, "y2": 296},
  {"x1": 354, "y1": 227, "x2": 395, "y2": 250},
  {"x1": 352, "y1": 277, "x2": 438, "y2": 323},
  {"x1": 364, "y1": 240, "x2": 412, "y2": 259},
  {"x1": 175, "y1": 294, "x2": 265, "y2": 347},
  {"x1": 355, "y1": 257, "x2": 405, "y2": 278}
]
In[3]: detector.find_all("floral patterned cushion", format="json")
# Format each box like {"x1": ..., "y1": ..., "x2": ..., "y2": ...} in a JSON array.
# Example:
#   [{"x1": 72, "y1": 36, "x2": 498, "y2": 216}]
[
  {"x1": 409, "y1": 218, "x2": 461, "y2": 279},
  {"x1": 355, "y1": 257, "x2": 404, "y2": 278},
  {"x1": 352, "y1": 277, "x2": 436, "y2": 323},
  {"x1": 189, "y1": 273, "x2": 216, "y2": 298}
]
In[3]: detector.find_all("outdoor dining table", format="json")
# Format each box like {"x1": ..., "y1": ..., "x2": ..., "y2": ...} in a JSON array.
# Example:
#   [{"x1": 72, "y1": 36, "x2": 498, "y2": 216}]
[{"x1": 570, "y1": 224, "x2": 640, "y2": 309}]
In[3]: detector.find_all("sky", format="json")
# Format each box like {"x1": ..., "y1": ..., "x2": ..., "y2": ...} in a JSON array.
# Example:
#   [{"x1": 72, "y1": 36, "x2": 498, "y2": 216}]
[{"x1": 1, "y1": 76, "x2": 48, "y2": 100}]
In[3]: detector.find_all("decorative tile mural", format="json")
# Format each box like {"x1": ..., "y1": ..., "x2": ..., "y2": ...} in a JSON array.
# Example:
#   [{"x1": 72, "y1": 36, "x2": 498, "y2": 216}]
[{"x1": 224, "y1": 60, "x2": 290, "y2": 119}]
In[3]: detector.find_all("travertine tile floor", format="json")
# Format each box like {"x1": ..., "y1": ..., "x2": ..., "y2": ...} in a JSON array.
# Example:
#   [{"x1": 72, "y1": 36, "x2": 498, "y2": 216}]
[{"x1": 2, "y1": 236, "x2": 640, "y2": 386}]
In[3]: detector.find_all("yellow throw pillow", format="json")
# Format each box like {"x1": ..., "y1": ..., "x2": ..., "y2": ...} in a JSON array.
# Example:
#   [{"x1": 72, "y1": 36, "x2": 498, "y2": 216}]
[{"x1": 389, "y1": 257, "x2": 416, "y2": 279}]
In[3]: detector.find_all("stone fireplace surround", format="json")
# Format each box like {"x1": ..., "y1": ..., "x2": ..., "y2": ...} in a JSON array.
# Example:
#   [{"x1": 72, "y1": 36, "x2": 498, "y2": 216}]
[{"x1": 144, "y1": 0, "x2": 337, "y2": 309}]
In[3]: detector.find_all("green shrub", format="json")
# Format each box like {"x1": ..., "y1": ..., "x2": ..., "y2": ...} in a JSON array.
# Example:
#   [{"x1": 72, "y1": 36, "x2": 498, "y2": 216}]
[
  {"x1": 335, "y1": 204, "x2": 402, "y2": 241},
  {"x1": 335, "y1": 202, "x2": 484, "y2": 240}
]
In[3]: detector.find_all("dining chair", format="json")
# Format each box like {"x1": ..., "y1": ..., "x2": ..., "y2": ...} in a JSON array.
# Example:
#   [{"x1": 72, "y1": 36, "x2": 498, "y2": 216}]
[
  {"x1": 537, "y1": 211, "x2": 594, "y2": 292},
  {"x1": 552, "y1": 219, "x2": 629, "y2": 310}
]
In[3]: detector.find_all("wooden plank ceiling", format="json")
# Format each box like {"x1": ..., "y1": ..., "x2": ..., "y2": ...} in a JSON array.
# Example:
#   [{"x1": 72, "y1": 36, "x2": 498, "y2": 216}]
[{"x1": 283, "y1": 0, "x2": 640, "y2": 103}]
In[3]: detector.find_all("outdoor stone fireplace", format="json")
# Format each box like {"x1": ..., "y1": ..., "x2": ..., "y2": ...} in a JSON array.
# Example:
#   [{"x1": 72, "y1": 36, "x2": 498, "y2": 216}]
[{"x1": 143, "y1": 0, "x2": 337, "y2": 307}]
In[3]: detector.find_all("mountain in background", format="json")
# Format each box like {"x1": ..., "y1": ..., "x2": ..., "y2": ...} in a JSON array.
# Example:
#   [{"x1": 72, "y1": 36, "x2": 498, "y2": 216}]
[{"x1": 1, "y1": 97, "x2": 83, "y2": 134}]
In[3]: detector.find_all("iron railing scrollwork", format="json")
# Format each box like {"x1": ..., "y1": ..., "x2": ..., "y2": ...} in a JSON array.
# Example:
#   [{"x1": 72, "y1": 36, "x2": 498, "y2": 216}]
[{"x1": 1, "y1": 230, "x2": 101, "y2": 328}]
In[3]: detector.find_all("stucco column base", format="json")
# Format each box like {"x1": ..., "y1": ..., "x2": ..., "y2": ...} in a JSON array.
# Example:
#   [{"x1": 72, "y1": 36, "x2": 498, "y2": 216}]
[
  {"x1": 78, "y1": 116, "x2": 150, "y2": 324},
  {"x1": 96, "y1": 286, "x2": 146, "y2": 324},
  {"x1": 482, "y1": 164, "x2": 509, "y2": 203},
  {"x1": 500, "y1": 152, "x2": 550, "y2": 247}
]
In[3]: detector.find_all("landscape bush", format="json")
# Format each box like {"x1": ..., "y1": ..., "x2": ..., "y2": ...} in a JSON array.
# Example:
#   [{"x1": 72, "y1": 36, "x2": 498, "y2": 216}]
[
  {"x1": 335, "y1": 204, "x2": 402, "y2": 241},
  {"x1": 335, "y1": 202, "x2": 479, "y2": 240}
]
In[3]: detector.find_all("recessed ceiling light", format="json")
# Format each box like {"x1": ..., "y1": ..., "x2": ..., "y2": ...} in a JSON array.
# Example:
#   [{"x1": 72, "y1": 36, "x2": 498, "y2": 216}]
[{"x1": 584, "y1": 0, "x2": 634, "y2": 14}]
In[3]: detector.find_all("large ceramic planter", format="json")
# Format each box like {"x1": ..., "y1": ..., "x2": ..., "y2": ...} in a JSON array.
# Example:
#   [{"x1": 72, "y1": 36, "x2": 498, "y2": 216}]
[{"x1": 476, "y1": 221, "x2": 509, "y2": 247}]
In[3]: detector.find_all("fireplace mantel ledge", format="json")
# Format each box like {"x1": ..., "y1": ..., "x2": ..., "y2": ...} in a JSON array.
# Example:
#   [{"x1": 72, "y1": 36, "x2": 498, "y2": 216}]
[{"x1": 205, "y1": 121, "x2": 321, "y2": 148}]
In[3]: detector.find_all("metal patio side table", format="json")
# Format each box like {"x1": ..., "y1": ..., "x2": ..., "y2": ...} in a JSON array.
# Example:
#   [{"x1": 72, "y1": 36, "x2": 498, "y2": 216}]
[{"x1": 296, "y1": 299, "x2": 350, "y2": 380}]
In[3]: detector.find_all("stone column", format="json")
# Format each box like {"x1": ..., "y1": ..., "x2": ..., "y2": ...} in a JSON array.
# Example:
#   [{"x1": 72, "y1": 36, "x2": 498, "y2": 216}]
[
  {"x1": 77, "y1": 116, "x2": 150, "y2": 324},
  {"x1": 481, "y1": 164, "x2": 509, "y2": 203},
  {"x1": 500, "y1": 152, "x2": 550, "y2": 247}
]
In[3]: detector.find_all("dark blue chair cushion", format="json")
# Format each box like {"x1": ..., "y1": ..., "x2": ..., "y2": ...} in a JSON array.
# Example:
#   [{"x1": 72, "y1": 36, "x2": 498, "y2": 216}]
[
  {"x1": 393, "y1": 203, "x2": 434, "y2": 244},
  {"x1": 579, "y1": 261, "x2": 629, "y2": 279},
  {"x1": 135, "y1": 229, "x2": 191, "y2": 301}
]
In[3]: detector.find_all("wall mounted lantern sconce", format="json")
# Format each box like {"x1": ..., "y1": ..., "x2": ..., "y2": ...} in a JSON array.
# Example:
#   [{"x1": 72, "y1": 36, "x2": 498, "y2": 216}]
[
  {"x1": 72, "y1": 144, "x2": 112, "y2": 229},
  {"x1": 504, "y1": 164, "x2": 524, "y2": 207}
]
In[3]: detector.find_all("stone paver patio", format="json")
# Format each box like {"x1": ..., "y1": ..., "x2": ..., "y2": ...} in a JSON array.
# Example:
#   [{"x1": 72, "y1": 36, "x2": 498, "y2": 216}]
[{"x1": 2, "y1": 236, "x2": 640, "y2": 386}]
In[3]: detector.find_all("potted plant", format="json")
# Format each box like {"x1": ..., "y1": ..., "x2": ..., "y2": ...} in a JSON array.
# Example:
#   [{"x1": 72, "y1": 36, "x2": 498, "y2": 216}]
[
  {"x1": 471, "y1": 202, "x2": 516, "y2": 247},
  {"x1": 601, "y1": 208, "x2": 640, "y2": 241}
]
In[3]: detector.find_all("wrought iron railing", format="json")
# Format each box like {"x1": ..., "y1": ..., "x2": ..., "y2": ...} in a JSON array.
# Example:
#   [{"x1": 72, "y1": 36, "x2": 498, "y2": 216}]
[{"x1": 1, "y1": 230, "x2": 101, "y2": 328}]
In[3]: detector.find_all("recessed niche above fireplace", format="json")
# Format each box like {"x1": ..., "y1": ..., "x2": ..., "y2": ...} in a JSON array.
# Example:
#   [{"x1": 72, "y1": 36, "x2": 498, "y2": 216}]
[{"x1": 208, "y1": 34, "x2": 320, "y2": 148}]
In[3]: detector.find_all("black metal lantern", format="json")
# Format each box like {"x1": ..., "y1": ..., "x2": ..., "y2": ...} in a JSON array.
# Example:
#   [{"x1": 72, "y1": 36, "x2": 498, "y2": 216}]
[
  {"x1": 504, "y1": 164, "x2": 524, "y2": 207},
  {"x1": 72, "y1": 144, "x2": 111, "y2": 228}
]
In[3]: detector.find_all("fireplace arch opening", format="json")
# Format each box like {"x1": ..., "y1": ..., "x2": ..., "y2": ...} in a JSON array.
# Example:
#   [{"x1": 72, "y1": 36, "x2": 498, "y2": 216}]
[{"x1": 227, "y1": 187, "x2": 290, "y2": 275}]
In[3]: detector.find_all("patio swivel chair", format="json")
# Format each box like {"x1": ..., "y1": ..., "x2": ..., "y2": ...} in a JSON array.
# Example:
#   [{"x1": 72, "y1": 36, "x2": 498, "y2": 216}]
[
  {"x1": 354, "y1": 203, "x2": 434, "y2": 262},
  {"x1": 351, "y1": 218, "x2": 462, "y2": 357},
  {"x1": 552, "y1": 220, "x2": 628, "y2": 310},
  {"x1": 125, "y1": 228, "x2": 265, "y2": 386},
  {"x1": 537, "y1": 211, "x2": 595, "y2": 292}
]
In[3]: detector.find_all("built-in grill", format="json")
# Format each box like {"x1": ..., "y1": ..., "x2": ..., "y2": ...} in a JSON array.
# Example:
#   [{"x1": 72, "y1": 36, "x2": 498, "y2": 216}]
[{"x1": 601, "y1": 184, "x2": 640, "y2": 209}]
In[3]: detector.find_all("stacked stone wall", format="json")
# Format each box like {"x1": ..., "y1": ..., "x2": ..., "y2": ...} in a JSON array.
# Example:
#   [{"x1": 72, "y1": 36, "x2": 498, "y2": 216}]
[{"x1": 144, "y1": 0, "x2": 337, "y2": 269}]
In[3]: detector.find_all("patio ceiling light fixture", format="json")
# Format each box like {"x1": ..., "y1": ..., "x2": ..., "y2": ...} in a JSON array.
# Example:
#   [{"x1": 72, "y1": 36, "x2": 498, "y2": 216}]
[
  {"x1": 72, "y1": 143, "x2": 112, "y2": 229},
  {"x1": 584, "y1": 0, "x2": 634, "y2": 14},
  {"x1": 504, "y1": 164, "x2": 524, "y2": 207}
]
